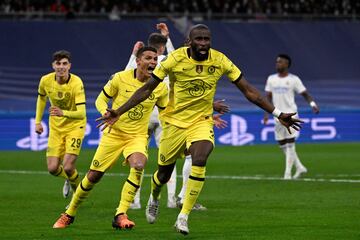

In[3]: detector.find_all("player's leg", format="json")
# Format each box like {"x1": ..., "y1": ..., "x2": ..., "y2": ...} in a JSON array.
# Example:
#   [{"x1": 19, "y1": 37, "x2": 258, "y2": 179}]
[
  {"x1": 63, "y1": 154, "x2": 80, "y2": 192},
  {"x1": 287, "y1": 140, "x2": 307, "y2": 179},
  {"x1": 175, "y1": 140, "x2": 213, "y2": 235},
  {"x1": 153, "y1": 120, "x2": 177, "y2": 208},
  {"x1": 46, "y1": 131, "x2": 70, "y2": 197},
  {"x1": 63, "y1": 133, "x2": 84, "y2": 192},
  {"x1": 146, "y1": 122, "x2": 186, "y2": 223},
  {"x1": 177, "y1": 153, "x2": 192, "y2": 205},
  {"x1": 167, "y1": 165, "x2": 177, "y2": 208},
  {"x1": 46, "y1": 130, "x2": 67, "y2": 178},
  {"x1": 175, "y1": 119, "x2": 214, "y2": 235},
  {"x1": 177, "y1": 153, "x2": 207, "y2": 210},
  {"x1": 275, "y1": 122, "x2": 294, "y2": 179},
  {"x1": 278, "y1": 139, "x2": 292, "y2": 179},
  {"x1": 53, "y1": 169, "x2": 104, "y2": 228},
  {"x1": 113, "y1": 137, "x2": 148, "y2": 229},
  {"x1": 53, "y1": 132, "x2": 124, "y2": 228}
]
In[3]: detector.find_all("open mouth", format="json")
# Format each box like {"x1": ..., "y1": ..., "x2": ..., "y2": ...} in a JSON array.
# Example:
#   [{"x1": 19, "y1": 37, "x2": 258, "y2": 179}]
[{"x1": 147, "y1": 66, "x2": 155, "y2": 73}]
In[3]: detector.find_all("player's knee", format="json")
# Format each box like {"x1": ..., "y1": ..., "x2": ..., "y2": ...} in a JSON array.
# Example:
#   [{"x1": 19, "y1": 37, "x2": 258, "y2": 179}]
[
  {"x1": 63, "y1": 166, "x2": 74, "y2": 177},
  {"x1": 47, "y1": 165, "x2": 59, "y2": 175},
  {"x1": 133, "y1": 161, "x2": 145, "y2": 171},
  {"x1": 87, "y1": 170, "x2": 103, "y2": 183},
  {"x1": 192, "y1": 156, "x2": 207, "y2": 166},
  {"x1": 156, "y1": 170, "x2": 172, "y2": 184}
]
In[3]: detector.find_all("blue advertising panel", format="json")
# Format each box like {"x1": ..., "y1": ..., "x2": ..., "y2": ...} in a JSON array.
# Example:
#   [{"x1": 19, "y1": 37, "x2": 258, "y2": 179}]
[{"x1": 0, "y1": 110, "x2": 359, "y2": 151}]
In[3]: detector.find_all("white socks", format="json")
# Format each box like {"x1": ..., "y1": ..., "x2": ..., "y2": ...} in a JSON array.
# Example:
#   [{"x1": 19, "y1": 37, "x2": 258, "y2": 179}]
[
  {"x1": 280, "y1": 142, "x2": 306, "y2": 178},
  {"x1": 178, "y1": 154, "x2": 192, "y2": 201},
  {"x1": 167, "y1": 165, "x2": 177, "y2": 203}
]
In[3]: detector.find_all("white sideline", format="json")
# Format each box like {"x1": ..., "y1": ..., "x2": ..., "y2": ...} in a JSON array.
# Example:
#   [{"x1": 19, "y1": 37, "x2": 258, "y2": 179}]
[{"x1": 0, "y1": 169, "x2": 360, "y2": 183}]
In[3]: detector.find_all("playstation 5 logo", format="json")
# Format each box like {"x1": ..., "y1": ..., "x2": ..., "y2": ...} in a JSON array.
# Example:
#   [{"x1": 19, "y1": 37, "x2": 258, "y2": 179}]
[
  {"x1": 16, "y1": 118, "x2": 48, "y2": 151},
  {"x1": 218, "y1": 114, "x2": 255, "y2": 146}
]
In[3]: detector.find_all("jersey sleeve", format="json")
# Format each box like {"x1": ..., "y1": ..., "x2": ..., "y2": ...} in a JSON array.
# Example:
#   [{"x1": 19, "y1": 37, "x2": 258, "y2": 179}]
[
  {"x1": 125, "y1": 54, "x2": 137, "y2": 70},
  {"x1": 103, "y1": 74, "x2": 118, "y2": 98},
  {"x1": 35, "y1": 77, "x2": 47, "y2": 124},
  {"x1": 153, "y1": 53, "x2": 177, "y2": 81},
  {"x1": 222, "y1": 54, "x2": 242, "y2": 82},
  {"x1": 35, "y1": 95, "x2": 47, "y2": 124},
  {"x1": 265, "y1": 76, "x2": 272, "y2": 92},
  {"x1": 294, "y1": 76, "x2": 306, "y2": 94},
  {"x1": 96, "y1": 74, "x2": 118, "y2": 115},
  {"x1": 37, "y1": 77, "x2": 46, "y2": 96},
  {"x1": 166, "y1": 37, "x2": 175, "y2": 54},
  {"x1": 155, "y1": 84, "x2": 169, "y2": 109},
  {"x1": 74, "y1": 79, "x2": 86, "y2": 105}
]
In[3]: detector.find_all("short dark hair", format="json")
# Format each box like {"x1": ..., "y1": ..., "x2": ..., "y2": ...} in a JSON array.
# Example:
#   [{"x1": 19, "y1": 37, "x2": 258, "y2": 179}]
[
  {"x1": 189, "y1": 24, "x2": 210, "y2": 38},
  {"x1": 278, "y1": 54, "x2": 291, "y2": 68},
  {"x1": 52, "y1": 50, "x2": 71, "y2": 62},
  {"x1": 147, "y1": 33, "x2": 167, "y2": 50},
  {"x1": 136, "y1": 46, "x2": 157, "y2": 58}
]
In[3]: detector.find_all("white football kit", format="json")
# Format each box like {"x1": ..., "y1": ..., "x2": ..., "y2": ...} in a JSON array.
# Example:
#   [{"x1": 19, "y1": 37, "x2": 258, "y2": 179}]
[{"x1": 265, "y1": 73, "x2": 306, "y2": 141}]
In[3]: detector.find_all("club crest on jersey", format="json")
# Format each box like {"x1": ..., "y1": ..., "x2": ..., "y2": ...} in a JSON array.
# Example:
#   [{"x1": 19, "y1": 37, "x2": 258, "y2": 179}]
[
  {"x1": 196, "y1": 65, "x2": 203, "y2": 74},
  {"x1": 58, "y1": 92, "x2": 63, "y2": 98},
  {"x1": 208, "y1": 66, "x2": 215, "y2": 74}
]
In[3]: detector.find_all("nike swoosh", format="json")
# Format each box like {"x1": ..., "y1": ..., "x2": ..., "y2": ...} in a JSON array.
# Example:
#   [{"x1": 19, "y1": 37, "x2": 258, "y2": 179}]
[{"x1": 125, "y1": 90, "x2": 132, "y2": 92}]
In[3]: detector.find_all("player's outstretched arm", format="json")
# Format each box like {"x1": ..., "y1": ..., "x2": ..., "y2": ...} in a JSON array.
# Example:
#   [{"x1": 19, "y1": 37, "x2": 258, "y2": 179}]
[
  {"x1": 234, "y1": 75, "x2": 303, "y2": 133},
  {"x1": 96, "y1": 76, "x2": 160, "y2": 131},
  {"x1": 263, "y1": 91, "x2": 272, "y2": 125}
]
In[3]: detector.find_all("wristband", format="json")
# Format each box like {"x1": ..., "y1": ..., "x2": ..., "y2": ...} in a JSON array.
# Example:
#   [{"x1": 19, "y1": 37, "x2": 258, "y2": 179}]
[
  {"x1": 272, "y1": 108, "x2": 282, "y2": 118},
  {"x1": 310, "y1": 101, "x2": 317, "y2": 107}
]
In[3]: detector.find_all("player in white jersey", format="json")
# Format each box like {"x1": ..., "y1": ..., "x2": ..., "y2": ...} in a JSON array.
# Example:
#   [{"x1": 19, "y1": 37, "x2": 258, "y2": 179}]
[{"x1": 264, "y1": 54, "x2": 319, "y2": 179}]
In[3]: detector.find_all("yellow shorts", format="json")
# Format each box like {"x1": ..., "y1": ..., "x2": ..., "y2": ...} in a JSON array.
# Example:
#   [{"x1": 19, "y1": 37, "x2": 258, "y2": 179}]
[
  {"x1": 158, "y1": 118, "x2": 214, "y2": 166},
  {"x1": 90, "y1": 131, "x2": 148, "y2": 172},
  {"x1": 46, "y1": 128, "x2": 85, "y2": 158}
]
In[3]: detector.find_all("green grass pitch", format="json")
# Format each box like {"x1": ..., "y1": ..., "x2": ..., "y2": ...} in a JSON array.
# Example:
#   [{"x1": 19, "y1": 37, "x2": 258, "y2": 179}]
[{"x1": 0, "y1": 143, "x2": 359, "y2": 239}]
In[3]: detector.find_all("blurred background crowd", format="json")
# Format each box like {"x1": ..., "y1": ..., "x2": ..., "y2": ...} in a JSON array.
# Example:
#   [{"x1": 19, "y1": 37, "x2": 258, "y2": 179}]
[{"x1": 1, "y1": 0, "x2": 359, "y2": 20}]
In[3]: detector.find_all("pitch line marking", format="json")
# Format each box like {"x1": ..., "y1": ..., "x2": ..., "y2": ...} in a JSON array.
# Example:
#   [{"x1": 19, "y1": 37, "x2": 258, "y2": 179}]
[{"x1": 0, "y1": 170, "x2": 360, "y2": 183}]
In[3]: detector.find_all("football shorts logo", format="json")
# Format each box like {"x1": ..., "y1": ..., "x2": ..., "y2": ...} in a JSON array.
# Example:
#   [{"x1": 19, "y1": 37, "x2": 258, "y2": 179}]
[
  {"x1": 196, "y1": 65, "x2": 203, "y2": 74},
  {"x1": 93, "y1": 160, "x2": 100, "y2": 167},
  {"x1": 208, "y1": 66, "x2": 215, "y2": 74},
  {"x1": 160, "y1": 154, "x2": 166, "y2": 163}
]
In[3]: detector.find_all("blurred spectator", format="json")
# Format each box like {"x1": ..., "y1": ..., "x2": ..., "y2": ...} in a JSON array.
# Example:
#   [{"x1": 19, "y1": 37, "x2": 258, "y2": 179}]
[{"x1": 1, "y1": 0, "x2": 359, "y2": 19}]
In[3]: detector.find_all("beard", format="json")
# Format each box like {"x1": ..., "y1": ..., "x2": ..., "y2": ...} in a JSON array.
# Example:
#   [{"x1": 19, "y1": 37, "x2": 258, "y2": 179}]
[{"x1": 191, "y1": 45, "x2": 209, "y2": 61}]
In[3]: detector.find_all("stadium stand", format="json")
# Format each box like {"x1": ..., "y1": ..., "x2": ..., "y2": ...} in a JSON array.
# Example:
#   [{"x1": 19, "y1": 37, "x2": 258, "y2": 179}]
[
  {"x1": 1, "y1": 0, "x2": 360, "y2": 111},
  {"x1": 0, "y1": 20, "x2": 359, "y2": 112}
]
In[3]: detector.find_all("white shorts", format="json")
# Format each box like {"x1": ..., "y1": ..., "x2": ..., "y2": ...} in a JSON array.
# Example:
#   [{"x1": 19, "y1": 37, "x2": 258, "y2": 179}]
[{"x1": 274, "y1": 115, "x2": 299, "y2": 141}]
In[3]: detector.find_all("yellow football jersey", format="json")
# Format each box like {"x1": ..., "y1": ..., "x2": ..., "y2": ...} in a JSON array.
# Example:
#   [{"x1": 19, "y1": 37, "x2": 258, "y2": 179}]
[
  {"x1": 100, "y1": 69, "x2": 168, "y2": 135},
  {"x1": 153, "y1": 47, "x2": 242, "y2": 128},
  {"x1": 37, "y1": 72, "x2": 86, "y2": 131}
]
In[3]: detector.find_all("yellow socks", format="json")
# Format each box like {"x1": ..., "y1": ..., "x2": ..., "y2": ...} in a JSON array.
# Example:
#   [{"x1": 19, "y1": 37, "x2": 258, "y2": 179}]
[
  {"x1": 151, "y1": 171, "x2": 163, "y2": 201},
  {"x1": 115, "y1": 168, "x2": 143, "y2": 216},
  {"x1": 53, "y1": 165, "x2": 68, "y2": 179},
  {"x1": 68, "y1": 169, "x2": 80, "y2": 191},
  {"x1": 66, "y1": 175, "x2": 95, "y2": 216},
  {"x1": 181, "y1": 166, "x2": 206, "y2": 215}
]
